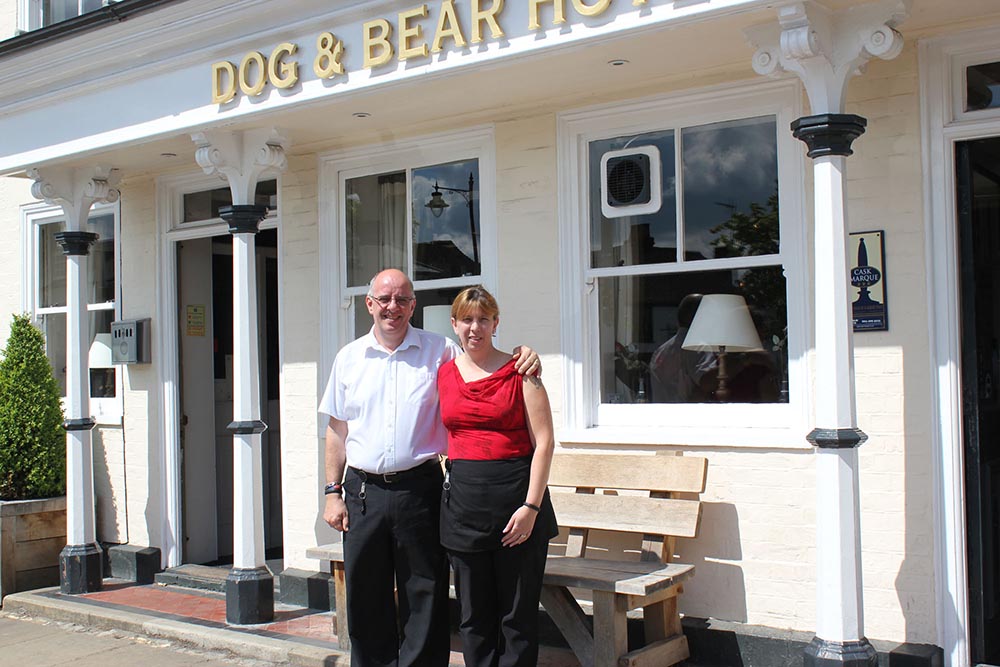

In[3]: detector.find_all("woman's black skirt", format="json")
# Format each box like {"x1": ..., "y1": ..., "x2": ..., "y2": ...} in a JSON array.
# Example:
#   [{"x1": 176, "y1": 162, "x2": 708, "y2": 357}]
[{"x1": 441, "y1": 456, "x2": 558, "y2": 553}]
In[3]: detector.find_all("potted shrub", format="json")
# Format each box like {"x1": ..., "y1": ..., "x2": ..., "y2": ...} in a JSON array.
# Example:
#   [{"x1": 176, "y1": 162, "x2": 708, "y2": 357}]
[{"x1": 0, "y1": 314, "x2": 66, "y2": 600}]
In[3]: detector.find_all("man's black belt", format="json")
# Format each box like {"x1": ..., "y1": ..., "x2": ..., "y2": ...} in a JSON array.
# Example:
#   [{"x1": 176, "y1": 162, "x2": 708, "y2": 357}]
[{"x1": 349, "y1": 458, "x2": 441, "y2": 484}]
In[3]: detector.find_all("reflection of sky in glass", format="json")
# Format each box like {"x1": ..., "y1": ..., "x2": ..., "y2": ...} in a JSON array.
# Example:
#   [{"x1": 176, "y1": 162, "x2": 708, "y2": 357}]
[
  {"x1": 412, "y1": 159, "x2": 480, "y2": 264},
  {"x1": 589, "y1": 130, "x2": 677, "y2": 268},
  {"x1": 967, "y1": 62, "x2": 1000, "y2": 111},
  {"x1": 683, "y1": 116, "x2": 777, "y2": 260}
]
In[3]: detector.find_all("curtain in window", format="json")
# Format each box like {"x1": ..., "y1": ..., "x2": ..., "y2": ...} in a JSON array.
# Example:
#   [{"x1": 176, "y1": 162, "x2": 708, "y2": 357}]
[{"x1": 378, "y1": 173, "x2": 406, "y2": 273}]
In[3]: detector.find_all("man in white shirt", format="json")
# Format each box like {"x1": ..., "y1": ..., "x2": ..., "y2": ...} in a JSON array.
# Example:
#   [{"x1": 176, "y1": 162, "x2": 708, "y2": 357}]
[{"x1": 319, "y1": 269, "x2": 539, "y2": 667}]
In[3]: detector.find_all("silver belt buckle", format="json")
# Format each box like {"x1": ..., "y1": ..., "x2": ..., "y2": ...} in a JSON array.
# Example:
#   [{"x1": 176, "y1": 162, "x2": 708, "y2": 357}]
[{"x1": 382, "y1": 471, "x2": 398, "y2": 483}]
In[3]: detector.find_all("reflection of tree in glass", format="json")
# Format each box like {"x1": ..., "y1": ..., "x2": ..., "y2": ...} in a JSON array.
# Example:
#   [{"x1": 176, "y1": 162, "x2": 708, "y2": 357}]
[
  {"x1": 709, "y1": 186, "x2": 779, "y2": 258},
  {"x1": 708, "y1": 187, "x2": 787, "y2": 402}
]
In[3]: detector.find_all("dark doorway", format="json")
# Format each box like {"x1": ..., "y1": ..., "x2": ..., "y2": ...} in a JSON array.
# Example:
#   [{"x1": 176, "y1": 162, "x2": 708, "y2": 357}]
[
  {"x1": 178, "y1": 228, "x2": 283, "y2": 566},
  {"x1": 957, "y1": 137, "x2": 1000, "y2": 665}
]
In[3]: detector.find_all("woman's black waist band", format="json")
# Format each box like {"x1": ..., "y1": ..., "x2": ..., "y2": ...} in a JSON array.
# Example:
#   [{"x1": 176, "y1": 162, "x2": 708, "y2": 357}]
[{"x1": 348, "y1": 458, "x2": 441, "y2": 484}]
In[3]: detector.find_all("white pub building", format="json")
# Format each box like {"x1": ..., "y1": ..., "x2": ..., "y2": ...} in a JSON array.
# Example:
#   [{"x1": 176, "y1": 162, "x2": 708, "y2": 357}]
[{"x1": 1, "y1": 0, "x2": 999, "y2": 665}]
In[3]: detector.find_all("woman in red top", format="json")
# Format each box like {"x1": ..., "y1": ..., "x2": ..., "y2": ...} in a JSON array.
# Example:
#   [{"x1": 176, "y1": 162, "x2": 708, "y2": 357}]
[{"x1": 438, "y1": 286, "x2": 557, "y2": 667}]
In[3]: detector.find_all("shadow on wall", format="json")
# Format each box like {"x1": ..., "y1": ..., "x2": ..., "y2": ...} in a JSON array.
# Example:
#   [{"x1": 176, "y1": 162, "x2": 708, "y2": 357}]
[
  {"x1": 677, "y1": 501, "x2": 748, "y2": 623},
  {"x1": 892, "y1": 338, "x2": 940, "y2": 646},
  {"x1": 93, "y1": 426, "x2": 125, "y2": 544}
]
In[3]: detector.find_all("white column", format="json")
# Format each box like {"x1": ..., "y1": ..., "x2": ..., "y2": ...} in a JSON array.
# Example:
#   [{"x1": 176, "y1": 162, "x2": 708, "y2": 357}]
[
  {"x1": 231, "y1": 231, "x2": 265, "y2": 570},
  {"x1": 65, "y1": 251, "x2": 96, "y2": 546},
  {"x1": 192, "y1": 128, "x2": 286, "y2": 624},
  {"x1": 812, "y1": 154, "x2": 864, "y2": 642},
  {"x1": 28, "y1": 165, "x2": 120, "y2": 594},
  {"x1": 745, "y1": 2, "x2": 908, "y2": 662}
]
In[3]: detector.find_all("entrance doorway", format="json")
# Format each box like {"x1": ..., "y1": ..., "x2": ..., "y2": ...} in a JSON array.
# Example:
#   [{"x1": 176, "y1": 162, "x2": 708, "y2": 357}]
[
  {"x1": 957, "y1": 137, "x2": 1000, "y2": 666},
  {"x1": 177, "y1": 230, "x2": 283, "y2": 566}
]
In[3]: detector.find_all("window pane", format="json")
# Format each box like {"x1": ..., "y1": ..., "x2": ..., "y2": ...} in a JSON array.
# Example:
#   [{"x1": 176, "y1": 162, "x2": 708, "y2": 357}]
[
  {"x1": 346, "y1": 171, "x2": 407, "y2": 287},
  {"x1": 39, "y1": 313, "x2": 66, "y2": 396},
  {"x1": 351, "y1": 286, "x2": 464, "y2": 340},
  {"x1": 682, "y1": 116, "x2": 779, "y2": 260},
  {"x1": 968, "y1": 62, "x2": 1000, "y2": 112},
  {"x1": 412, "y1": 160, "x2": 481, "y2": 281},
  {"x1": 89, "y1": 214, "x2": 115, "y2": 304},
  {"x1": 39, "y1": 221, "x2": 67, "y2": 308},
  {"x1": 597, "y1": 267, "x2": 788, "y2": 404},
  {"x1": 182, "y1": 179, "x2": 277, "y2": 223},
  {"x1": 89, "y1": 310, "x2": 115, "y2": 399},
  {"x1": 589, "y1": 130, "x2": 677, "y2": 268}
]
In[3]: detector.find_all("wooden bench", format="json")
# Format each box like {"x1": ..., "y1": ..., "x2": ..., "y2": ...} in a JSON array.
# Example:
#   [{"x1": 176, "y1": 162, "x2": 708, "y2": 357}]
[
  {"x1": 307, "y1": 452, "x2": 707, "y2": 665},
  {"x1": 542, "y1": 452, "x2": 707, "y2": 667}
]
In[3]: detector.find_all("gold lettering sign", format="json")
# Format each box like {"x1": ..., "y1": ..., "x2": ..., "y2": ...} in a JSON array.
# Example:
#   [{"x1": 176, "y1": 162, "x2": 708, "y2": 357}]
[
  {"x1": 210, "y1": 0, "x2": 639, "y2": 104},
  {"x1": 529, "y1": 0, "x2": 565, "y2": 30},
  {"x1": 398, "y1": 5, "x2": 429, "y2": 61},
  {"x1": 363, "y1": 18, "x2": 394, "y2": 68},
  {"x1": 212, "y1": 61, "x2": 237, "y2": 104},
  {"x1": 470, "y1": 0, "x2": 505, "y2": 43}
]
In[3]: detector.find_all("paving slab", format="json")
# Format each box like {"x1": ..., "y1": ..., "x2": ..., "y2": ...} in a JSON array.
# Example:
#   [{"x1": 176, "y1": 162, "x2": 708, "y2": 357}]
[{"x1": 0, "y1": 582, "x2": 580, "y2": 667}]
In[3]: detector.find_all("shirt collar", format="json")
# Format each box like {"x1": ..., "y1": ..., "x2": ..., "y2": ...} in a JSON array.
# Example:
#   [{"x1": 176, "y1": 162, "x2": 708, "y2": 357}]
[{"x1": 364, "y1": 324, "x2": 422, "y2": 354}]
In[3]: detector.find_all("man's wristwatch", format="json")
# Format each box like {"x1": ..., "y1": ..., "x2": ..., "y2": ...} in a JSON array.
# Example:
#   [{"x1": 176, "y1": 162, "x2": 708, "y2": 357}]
[{"x1": 324, "y1": 482, "x2": 343, "y2": 496}]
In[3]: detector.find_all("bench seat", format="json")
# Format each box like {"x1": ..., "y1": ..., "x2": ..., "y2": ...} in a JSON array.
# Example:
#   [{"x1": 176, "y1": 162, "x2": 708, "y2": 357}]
[
  {"x1": 308, "y1": 451, "x2": 708, "y2": 666},
  {"x1": 543, "y1": 556, "x2": 695, "y2": 596}
]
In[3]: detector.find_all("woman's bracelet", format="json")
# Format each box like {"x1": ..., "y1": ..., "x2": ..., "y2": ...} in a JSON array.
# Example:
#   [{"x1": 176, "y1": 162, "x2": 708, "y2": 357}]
[{"x1": 522, "y1": 502, "x2": 540, "y2": 512}]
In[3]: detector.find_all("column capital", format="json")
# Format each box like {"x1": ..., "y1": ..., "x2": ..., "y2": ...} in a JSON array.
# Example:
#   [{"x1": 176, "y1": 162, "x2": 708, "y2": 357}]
[
  {"x1": 26, "y1": 165, "x2": 121, "y2": 230},
  {"x1": 191, "y1": 128, "x2": 288, "y2": 205},
  {"x1": 219, "y1": 205, "x2": 269, "y2": 235},
  {"x1": 744, "y1": 0, "x2": 908, "y2": 114},
  {"x1": 53, "y1": 231, "x2": 100, "y2": 256},
  {"x1": 791, "y1": 114, "x2": 868, "y2": 158}
]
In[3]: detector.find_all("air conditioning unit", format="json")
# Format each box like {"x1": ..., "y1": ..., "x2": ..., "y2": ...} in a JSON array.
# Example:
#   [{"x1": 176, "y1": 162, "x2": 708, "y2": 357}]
[{"x1": 600, "y1": 145, "x2": 662, "y2": 218}]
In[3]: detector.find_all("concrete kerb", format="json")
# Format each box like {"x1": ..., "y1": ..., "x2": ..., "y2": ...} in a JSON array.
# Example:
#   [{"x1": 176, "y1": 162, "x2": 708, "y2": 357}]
[{"x1": 0, "y1": 587, "x2": 348, "y2": 667}]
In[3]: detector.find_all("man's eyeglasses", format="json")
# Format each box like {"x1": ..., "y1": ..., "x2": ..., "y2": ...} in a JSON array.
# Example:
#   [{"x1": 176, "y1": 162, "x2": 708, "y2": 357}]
[{"x1": 369, "y1": 295, "x2": 415, "y2": 307}]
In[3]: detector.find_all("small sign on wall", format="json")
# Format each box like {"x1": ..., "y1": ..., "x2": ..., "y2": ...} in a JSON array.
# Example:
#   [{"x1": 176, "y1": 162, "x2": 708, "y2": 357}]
[
  {"x1": 850, "y1": 230, "x2": 888, "y2": 332},
  {"x1": 186, "y1": 304, "x2": 206, "y2": 337}
]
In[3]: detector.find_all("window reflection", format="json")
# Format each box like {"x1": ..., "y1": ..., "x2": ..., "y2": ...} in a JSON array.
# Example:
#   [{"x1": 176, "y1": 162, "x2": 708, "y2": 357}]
[
  {"x1": 967, "y1": 62, "x2": 1000, "y2": 112},
  {"x1": 345, "y1": 171, "x2": 407, "y2": 287},
  {"x1": 590, "y1": 129, "x2": 677, "y2": 269},
  {"x1": 598, "y1": 268, "x2": 788, "y2": 404},
  {"x1": 682, "y1": 117, "x2": 778, "y2": 259},
  {"x1": 413, "y1": 160, "x2": 481, "y2": 281}
]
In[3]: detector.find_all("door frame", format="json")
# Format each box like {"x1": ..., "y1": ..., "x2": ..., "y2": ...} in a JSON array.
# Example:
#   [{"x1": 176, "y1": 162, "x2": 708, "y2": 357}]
[
  {"x1": 155, "y1": 171, "x2": 282, "y2": 568},
  {"x1": 922, "y1": 27, "x2": 1000, "y2": 667}
]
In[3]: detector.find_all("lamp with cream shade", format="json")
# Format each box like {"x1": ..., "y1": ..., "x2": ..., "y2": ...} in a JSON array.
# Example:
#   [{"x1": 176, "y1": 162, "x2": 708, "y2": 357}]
[
  {"x1": 682, "y1": 294, "x2": 763, "y2": 402},
  {"x1": 422, "y1": 304, "x2": 459, "y2": 344}
]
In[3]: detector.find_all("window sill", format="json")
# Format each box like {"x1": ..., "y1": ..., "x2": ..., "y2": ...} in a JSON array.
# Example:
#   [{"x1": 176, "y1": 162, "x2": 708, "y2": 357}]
[{"x1": 557, "y1": 424, "x2": 812, "y2": 450}]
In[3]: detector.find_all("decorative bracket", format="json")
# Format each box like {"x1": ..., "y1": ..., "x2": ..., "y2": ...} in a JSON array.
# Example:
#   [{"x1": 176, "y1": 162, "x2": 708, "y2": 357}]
[
  {"x1": 26, "y1": 165, "x2": 121, "y2": 230},
  {"x1": 191, "y1": 128, "x2": 288, "y2": 205},
  {"x1": 744, "y1": 0, "x2": 909, "y2": 114}
]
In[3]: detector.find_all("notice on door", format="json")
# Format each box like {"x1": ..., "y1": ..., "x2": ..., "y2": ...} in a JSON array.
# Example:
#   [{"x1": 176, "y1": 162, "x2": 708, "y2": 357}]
[{"x1": 186, "y1": 304, "x2": 206, "y2": 337}]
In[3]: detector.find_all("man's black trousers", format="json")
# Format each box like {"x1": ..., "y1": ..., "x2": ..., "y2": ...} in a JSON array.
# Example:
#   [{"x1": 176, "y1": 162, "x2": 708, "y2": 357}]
[{"x1": 342, "y1": 463, "x2": 450, "y2": 667}]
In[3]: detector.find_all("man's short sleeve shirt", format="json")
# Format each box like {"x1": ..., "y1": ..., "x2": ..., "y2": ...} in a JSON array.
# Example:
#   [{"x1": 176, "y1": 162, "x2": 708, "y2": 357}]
[{"x1": 318, "y1": 326, "x2": 462, "y2": 473}]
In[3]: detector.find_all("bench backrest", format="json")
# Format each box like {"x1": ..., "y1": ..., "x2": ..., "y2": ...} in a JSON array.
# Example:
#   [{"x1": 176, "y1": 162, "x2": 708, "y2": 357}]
[{"x1": 547, "y1": 453, "x2": 707, "y2": 563}]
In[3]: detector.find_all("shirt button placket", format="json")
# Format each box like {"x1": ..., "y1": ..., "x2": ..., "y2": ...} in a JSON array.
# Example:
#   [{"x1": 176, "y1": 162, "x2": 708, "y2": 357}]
[{"x1": 386, "y1": 355, "x2": 395, "y2": 471}]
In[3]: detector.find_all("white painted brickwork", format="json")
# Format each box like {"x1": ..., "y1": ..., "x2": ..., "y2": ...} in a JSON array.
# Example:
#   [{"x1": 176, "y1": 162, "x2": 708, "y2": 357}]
[
  {"x1": 846, "y1": 43, "x2": 936, "y2": 644},
  {"x1": 0, "y1": 176, "x2": 30, "y2": 346},
  {"x1": 118, "y1": 175, "x2": 161, "y2": 549},
  {"x1": 277, "y1": 154, "x2": 330, "y2": 571}
]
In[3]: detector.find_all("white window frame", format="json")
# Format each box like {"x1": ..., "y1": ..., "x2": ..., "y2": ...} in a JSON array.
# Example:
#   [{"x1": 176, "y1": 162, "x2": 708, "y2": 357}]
[
  {"x1": 16, "y1": 0, "x2": 121, "y2": 33},
  {"x1": 922, "y1": 25, "x2": 1000, "y2": 667},
  {"x1": 20, "y1": 199, "x2": 123, "y2": 425},
  {"x1": 318, "y1": 126, "x2": 497, "y2": 367},
  {"x1": 951, "y1": 47, "x2": 1000, "y2": 124},
  {"x1": 557, "y1": 79, "x2": 810, "y2": 448}
]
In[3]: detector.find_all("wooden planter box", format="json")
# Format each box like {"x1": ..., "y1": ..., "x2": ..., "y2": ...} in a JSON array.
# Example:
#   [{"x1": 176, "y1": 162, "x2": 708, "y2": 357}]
[{"x1": 0, "y1": 496, "x2": 66, "y2": 601}]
